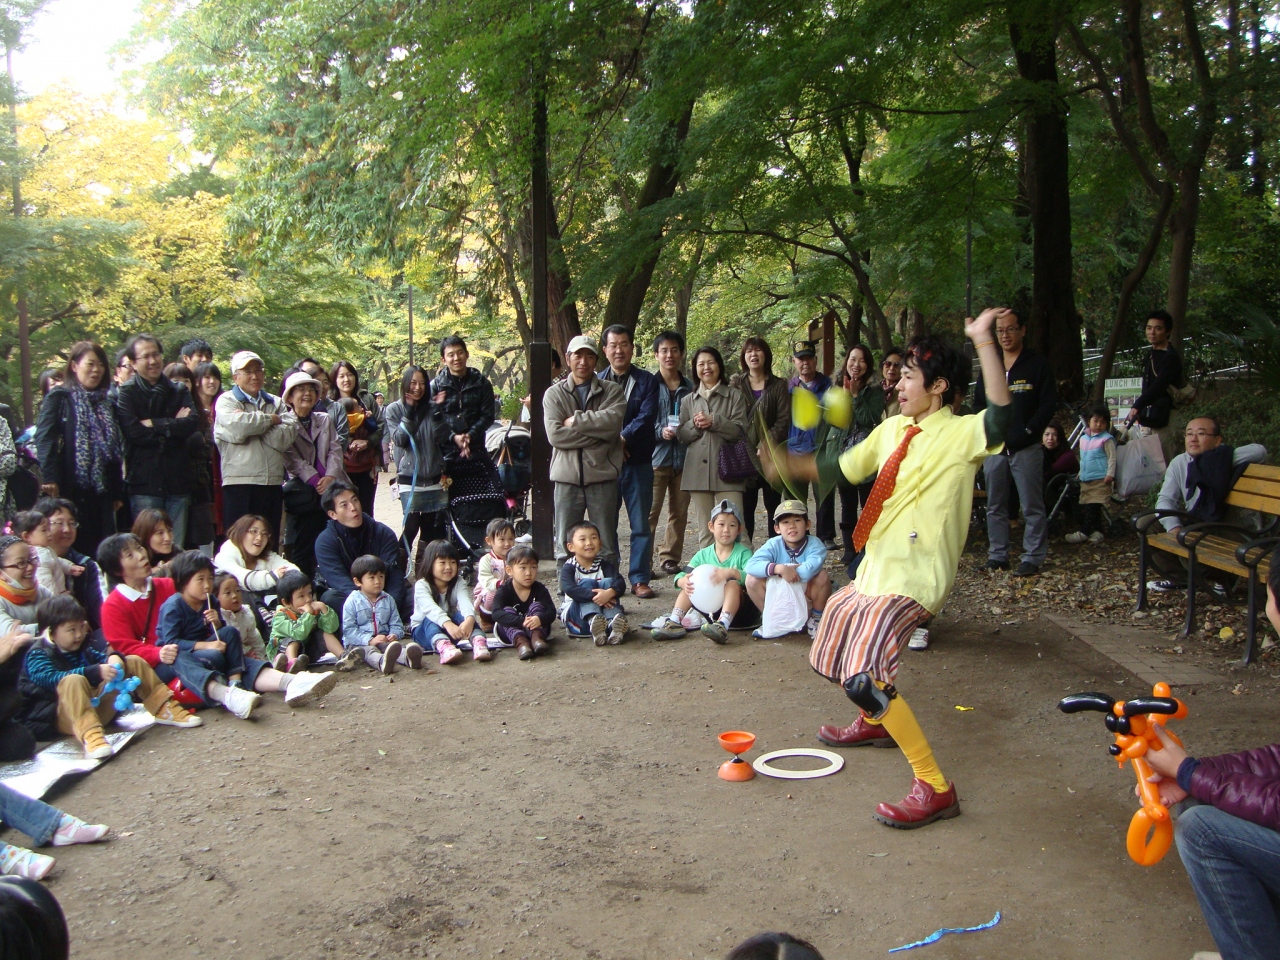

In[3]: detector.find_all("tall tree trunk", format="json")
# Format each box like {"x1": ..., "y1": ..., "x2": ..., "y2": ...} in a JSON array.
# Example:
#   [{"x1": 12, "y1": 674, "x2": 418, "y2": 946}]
[
  {"x1": 602, "y1": 102, "x2": 695, "y2": 333},
  {"x1": 672, "y1": 235, "x2": 704, "y2": 341},
  {"x1": 1165, "y1": 165, "x2": 1202, "y2": 340},
  {"x1": 5, "y1": 42, "x2": 31, "y2": 425},
  {"x1": 1011, "y1": 13, "x2": 1083, "y2": 400},
  {"x1": 909, "y1": 306, "x2": 926, "y2": 339},
  {"x1": 849, "y1": 302, "x2": 863, "y2": 348},
  {"x1": 1093, "y1": 183, "x2": 1175, "y2": 400},
  {"x1": 520, "y1": 188, "x2": 581, "y2": 355}
]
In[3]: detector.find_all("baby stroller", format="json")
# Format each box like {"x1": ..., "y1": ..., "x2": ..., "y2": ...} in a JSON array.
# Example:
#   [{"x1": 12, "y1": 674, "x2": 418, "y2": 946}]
[
  {"x1": 443, "y1": 454, "x2": 508, "y2": 584},
  {"x1": 485, "y1": 421, "x2": 532, "y2": 536},
  {"x1": 1045, "y1": 413, "x2": 1124, "y2": 539}
]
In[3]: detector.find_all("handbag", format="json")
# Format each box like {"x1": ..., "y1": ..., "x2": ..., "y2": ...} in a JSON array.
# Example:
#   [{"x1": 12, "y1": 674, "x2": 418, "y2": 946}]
[
  {"x1": 281, "y1": 477, "x2": 321, "y2": 514},
  {"x1": 718, "y1": 437, "x2": 756, "y2": 482}
]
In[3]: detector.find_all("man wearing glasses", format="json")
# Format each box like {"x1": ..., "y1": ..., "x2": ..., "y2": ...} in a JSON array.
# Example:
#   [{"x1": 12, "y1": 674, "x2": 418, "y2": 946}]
[
  {"x1": 1146, "y1": 416, "x2": 1267, "y2": 594},
  {"x1": 114, "y1": 335, "x2": 199, "y2": 547}
]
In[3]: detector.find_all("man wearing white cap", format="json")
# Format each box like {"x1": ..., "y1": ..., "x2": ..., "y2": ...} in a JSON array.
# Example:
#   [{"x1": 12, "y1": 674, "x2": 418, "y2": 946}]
[
  {"x1": 214, "y1": 351, "x2": 298, "y2": 530},
  {"x1": 543, "y1": 336, "x2": 625, "y2": 565}
]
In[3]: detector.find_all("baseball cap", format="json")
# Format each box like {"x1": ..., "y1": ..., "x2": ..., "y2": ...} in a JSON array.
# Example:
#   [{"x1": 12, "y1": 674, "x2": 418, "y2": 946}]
[
  {"x1": 281, "y1": 371, "x2": 322, "y2": 401},
  {"x1": 792, "y1": 340, "x2": 817, "y2": 359},
  {"x1": 773, "y1": 499, "x2": 808, "y2": 521},
  {"x1": 566, "y1": 335, "x2": 599, "y2": 356},
  {"x1": 229, "y1": 350, "x2": 264, "y2": 375},
  {"x1": 709, "y1": 498, "x2": 745, "y2": 535}
]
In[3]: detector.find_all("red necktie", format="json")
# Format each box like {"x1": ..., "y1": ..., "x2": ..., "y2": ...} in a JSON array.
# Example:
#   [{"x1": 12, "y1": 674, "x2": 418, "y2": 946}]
[{"x1": 853, "y1": 425, "x2": 922, "y2": 552}]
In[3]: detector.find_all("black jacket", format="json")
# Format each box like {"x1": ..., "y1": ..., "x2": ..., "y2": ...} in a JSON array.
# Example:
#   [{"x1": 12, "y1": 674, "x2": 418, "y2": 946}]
[
  {"x1": 599, "y1": 366, "x2": 659, "y2": 464},
  {"x1": 974, "y1": 349, "x2": 1058, "y2": 453},
  {"x1": 114, "y1": 375, "x2": 199, "y2": 497},
  {"x1": 34, "y1": 386, "x2": 125, "y2": 498},
  {"x1": 1136, "y1": 347, "x2": 1184, "y2": 430},
  {"x1": 430, "y1": 367, "x2": 495, "y2": 461}
]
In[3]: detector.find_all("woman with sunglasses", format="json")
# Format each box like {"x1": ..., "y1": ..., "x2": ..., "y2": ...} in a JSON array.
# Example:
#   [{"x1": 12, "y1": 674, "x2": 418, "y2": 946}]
[{"x1": 880, "y1": 346, "x2": 904, "y2": 419}]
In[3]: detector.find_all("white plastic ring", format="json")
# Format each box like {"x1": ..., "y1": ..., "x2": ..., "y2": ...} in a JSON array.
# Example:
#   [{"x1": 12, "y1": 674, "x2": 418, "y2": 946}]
[{"x1": 751, "y1": 748, "x2": 845, "y2": 780}]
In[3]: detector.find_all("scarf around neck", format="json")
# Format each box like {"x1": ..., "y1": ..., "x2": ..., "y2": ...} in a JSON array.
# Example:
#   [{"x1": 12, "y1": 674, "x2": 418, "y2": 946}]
[
  {"x1": 68, "y1": 380, "x2": 123, "y2": 493},
  {"x1": 0, "y1": 573, "x2": 36, "y2": 607}
]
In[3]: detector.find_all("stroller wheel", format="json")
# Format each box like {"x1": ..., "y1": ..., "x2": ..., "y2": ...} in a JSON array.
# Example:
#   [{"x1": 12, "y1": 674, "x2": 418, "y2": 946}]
[{"x1": 513, "y1": 516, "x2": 530, "y2": 537}]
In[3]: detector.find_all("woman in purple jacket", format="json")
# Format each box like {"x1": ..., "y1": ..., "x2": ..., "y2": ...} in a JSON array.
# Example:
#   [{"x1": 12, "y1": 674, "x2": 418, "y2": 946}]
[{"x1": 1145, "y1": 555, "x2": 1280, "y2": 959}]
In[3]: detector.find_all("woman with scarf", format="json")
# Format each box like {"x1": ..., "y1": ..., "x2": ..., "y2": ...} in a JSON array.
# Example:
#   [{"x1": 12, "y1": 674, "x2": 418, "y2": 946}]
[
  {"x1": 34, "y1": 342, "x2": 124, "y2": 556},
  {"x1": 329, "y1": 360, "x2": 383, "y2": 516},
  {"x1": 383, "y1": 366, "x2": 446, "y2": 570}
]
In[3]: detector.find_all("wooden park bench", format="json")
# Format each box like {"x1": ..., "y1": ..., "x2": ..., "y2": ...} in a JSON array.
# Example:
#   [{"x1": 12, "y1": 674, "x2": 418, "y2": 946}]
[{"x1": 1134, "y1": 463, "x2": 1280, "y2": 664}]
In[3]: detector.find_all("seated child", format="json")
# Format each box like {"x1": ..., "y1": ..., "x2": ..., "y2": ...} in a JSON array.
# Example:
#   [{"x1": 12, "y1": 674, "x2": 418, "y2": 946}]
[
  {"x1": 473, "y1": 518, "x2": 515, "y2": 629},
  {"x1": 490, "y1": 545, "x2": 555, "y2": 660},
  {"x1": 411, "y1": 540, "x2": 490, "y2": 665},
  {"x1": 558, "y1": 521, "x2": 628, "y2": 645},
  {"x1": 268, "y1": 570, "x2": 344, "y2": 673},
  {"x1": 1066, "y1": 403, "x2": 1117, "y2": 545},
  {"x1": 744, "y1": 499, "x2": 832, "y2": 639},
  {"x1": 0, "y1": 781, "x2": 110, "y2": 881},
  {"x1": 213, "y1": 573, "x2": 266, "y2": 660},
  {"x1": 22, "y1": 595, "x2": 201, "y2": 759},
  {"x1": 10, "y1": 512, "x2": 81, "y2": 598},
  {"x1": 161, "y1": 552, "x2": 338, "y2": 718},
  {"x1": 341, "y1": 554, "x2": 422, "y2": 674},
  {"x1": 652, "y1": 499, "x2": 757, "y2": 644}
]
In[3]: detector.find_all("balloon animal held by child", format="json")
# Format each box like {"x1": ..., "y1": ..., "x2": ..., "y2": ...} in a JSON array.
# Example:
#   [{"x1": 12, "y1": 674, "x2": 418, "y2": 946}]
[
  {"x1": 1058, "y1": 682, "x2": 1189, "y2": 865},
  {"x1": 90, "y1": 673, "x2": 141, "y2": 714}
]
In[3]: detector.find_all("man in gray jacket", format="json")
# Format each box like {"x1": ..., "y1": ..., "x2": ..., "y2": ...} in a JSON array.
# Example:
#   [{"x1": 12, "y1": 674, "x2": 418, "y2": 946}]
[{"x1": 544, "y1": 336, "x2": 625, "y2": 564}]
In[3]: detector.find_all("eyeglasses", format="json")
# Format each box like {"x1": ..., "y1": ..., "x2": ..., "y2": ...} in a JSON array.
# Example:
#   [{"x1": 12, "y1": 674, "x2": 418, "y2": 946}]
[
  {"x1": 1, "y1": 558, "x2": 36, "y2": 571},
  {"x1": 48, "y1": 520, "x2": 79, "y2": 531}
]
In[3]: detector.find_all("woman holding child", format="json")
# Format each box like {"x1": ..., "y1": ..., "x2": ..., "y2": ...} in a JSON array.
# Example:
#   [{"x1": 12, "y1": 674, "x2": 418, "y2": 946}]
[
  {"x1": 330, "y1": 360, "x2": 383, "y2": 516},
  {"x1": 678, "y1": 346, "x2": 750, "y2": 551}
]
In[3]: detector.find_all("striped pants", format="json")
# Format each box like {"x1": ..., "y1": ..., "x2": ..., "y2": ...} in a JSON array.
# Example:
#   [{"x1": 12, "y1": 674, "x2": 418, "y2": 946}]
[{"x1": 809, "y1": 584, "x2": 930, "y2": 685}]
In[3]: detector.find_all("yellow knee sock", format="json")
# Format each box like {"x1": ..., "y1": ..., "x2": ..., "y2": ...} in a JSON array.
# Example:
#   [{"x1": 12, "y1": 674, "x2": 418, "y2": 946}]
[{"x1": 876, "y1": 693, "x2": 949, "y2": 791}]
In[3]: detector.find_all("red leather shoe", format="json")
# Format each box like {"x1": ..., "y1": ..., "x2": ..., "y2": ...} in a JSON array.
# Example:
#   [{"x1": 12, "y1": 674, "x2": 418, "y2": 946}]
[
  {"x1": 873, "y1": 778, "x2": 960, "y2": 829},
  {"x1": 817, "y1": 715, "x2": 897, "y2": 748}
]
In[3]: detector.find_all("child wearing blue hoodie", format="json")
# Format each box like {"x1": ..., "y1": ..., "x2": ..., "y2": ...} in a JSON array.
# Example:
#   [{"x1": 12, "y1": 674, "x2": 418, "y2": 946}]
[{"x1": 744, "y1": 499, "x2": 831, "y2": 638}]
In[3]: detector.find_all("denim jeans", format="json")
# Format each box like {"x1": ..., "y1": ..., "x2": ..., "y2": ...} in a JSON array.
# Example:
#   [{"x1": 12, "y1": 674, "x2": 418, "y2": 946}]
[
  {"x1": 161, "y1": 625, "x2": 266, "y2": 703},
  {"x1": 1176, "y1": 801, "x2": 1280, "y2": 960},
  {"x1": 984, "y1": 445, "x2": 1048, "y2": 567},
  {"x1": 614, "y1": 461, "x2": 654, "y2": 586},
  {"x1": 130, "y1": 495, "x2": 191, "y2": 549},
  {"x1": 0, "y1": 782, "x2": 63, "y2": 846},
  {"x1": 563, "y1": 578, "x2": 625, "y2": 635}
]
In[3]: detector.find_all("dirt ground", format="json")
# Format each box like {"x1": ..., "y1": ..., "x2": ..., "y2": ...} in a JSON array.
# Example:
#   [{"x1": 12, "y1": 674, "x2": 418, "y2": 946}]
[{"x1": 17, "y1": 477, "x2": 1270, "y2": 959}]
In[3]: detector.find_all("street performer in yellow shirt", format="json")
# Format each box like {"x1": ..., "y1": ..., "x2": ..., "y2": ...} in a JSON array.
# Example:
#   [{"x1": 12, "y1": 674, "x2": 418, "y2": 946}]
[{"x1": 760, "y1": 307, "x2": 1013, "y2": 829}]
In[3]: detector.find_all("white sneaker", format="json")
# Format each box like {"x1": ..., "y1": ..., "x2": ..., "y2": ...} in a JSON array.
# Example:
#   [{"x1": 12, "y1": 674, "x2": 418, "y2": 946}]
[
  {"x1": 1088, "y1": 531, "x2": 1105, "y2": 543},
  {"x1": 221, "y1": 685, "x2": 262, "y2": 720},
  {"x1": 284, "y1": 671, "x2": 338, "y2": 707},
  {"x1": 805, "y1": 611, "x2": 823, "y2": 637},
  {"x1": 1064, "y1": 531, "x2": 1088, "y2": 544},
  {"x1": 908, "y1": 627, "x2": 930, "y2": 651},
  {"x1": 608, "y1": 615, "x2": 629, "y2": 645},
  {"x1": 51, "y1": 817, "x2": 110, "y2": 847},
  {"x1": 515, "y1": 533, "x2": 533, "y2": 544}
]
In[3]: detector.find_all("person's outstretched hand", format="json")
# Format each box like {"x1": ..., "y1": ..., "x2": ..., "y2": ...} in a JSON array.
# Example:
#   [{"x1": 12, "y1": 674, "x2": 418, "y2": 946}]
[{"x1": 0, "y1": 626, "x2": 33, "y2": 664}]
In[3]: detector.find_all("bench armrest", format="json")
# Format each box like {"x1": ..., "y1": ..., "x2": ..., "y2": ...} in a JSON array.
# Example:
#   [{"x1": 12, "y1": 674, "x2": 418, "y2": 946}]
[
  {"x1": 1236, "y1": 536, "x2": 1280, "y2": 570},
  {"x1": 1177, "y1": 521, "x2": 1256, "y2": 550},
  {"x1": 1132, "y1": 508, "x2": 1196, "y2": 533}
]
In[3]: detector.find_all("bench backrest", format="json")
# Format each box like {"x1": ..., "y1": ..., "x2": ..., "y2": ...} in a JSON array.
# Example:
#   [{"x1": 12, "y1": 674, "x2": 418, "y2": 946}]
[{"x1": 1226, "y1": 463, "x2": 1280, "y2": 516}]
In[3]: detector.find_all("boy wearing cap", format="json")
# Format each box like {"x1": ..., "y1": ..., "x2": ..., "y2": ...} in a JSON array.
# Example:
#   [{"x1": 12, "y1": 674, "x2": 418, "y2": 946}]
[
  {"x1": 214, "y1": 351, "x2": 298, "y2": 530},
  {"x1": 543, "y1": 336, "x2": 626, "y2": 565},
  {"x1": 759, "y1": 309, "x2": 1013, "y2": 829},
  {"x1": 652, "y1": 499, "x2": 757, "y2": 644},
  {"x1": 114, "y1": 334, "x2": 200, "y2": 546},
  {"x1": 744, "y1": 500, "x2": 831, "y2": 638}
]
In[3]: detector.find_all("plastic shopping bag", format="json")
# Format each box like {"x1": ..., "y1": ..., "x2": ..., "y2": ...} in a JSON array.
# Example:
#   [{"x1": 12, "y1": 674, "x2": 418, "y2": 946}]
[
  {"x1": 1115, "y1": 432, "x2": 1166, "y2": 499},
  {"x1": 758, "y1": 577, "x2": 809, "y2": 639}
]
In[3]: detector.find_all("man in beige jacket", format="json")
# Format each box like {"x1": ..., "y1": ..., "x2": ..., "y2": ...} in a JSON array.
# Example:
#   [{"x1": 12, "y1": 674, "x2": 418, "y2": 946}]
[{"x1": 544, "y1": 336, "x2": 625, "y2": 564}]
